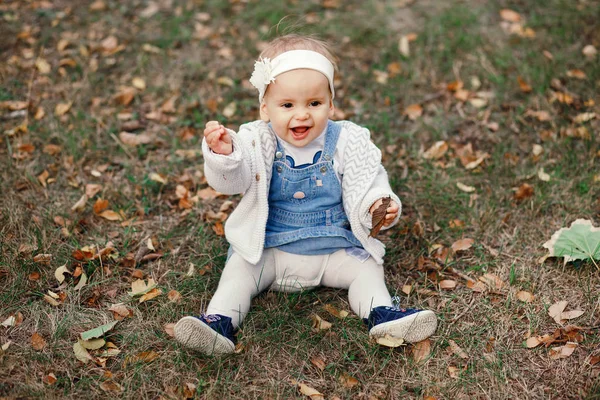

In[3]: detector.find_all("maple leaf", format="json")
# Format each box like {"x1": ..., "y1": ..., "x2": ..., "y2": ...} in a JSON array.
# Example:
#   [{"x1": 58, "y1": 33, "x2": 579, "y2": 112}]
[{"x1": 543, "y1": 219, "x2": 600, "y2": 268}]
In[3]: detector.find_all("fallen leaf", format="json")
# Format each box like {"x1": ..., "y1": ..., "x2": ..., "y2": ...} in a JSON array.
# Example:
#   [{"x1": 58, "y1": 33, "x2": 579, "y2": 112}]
[
  {"x1": 167, "y1": 290, "x2": 182, "y2": 303},
  {"x1": 149, "y1": 172, "x2": 167, "y2": 184},
  {"x1": 119, "y1": 131, "x2": 152, "y2": 146},
  {"x1": 55, "y1": 102, "x2": 72, "y2": 116},
  {"x1": 73, "y1": 341, "x2": 93, "y2": 363},
  {"x1": 448, "y1": 365, "x2": 460, "y2": 378},
  {"x1": 549, "y1": 342, "x2": 577, "y2": 359},
  {"x1": 108, "y1": 304, "x2": 132, "y2": 320},
  {"x1": 93, "y1": 198, "x2": 109, "y2": 214},
  {"x1": 548, "y1": 301, "x2": 584, "y2": 324},
  {"x1": 139, "y1": 288, "x2": 162, "y2": 303},
  {"x1": 479, "y1": 273, "x2": 504, "y2": 290},
  {"x1": 293, "y1": 380, "x2": 324, "y2": 400},
  {"x1": 583, "y1": 45, "x2": 597, "y2": 58},
  {"x1": 31, "y1": 332, "x2": 47, "y2": 350},
  {"x1": 339, "y1": 372, "x2": 359, "y2": 388},
  {"x1": 98, "y1": 210, "x2": 122, "y2": 221},
  {"x1": 311, "y1": 314, "x2": 332, "y2": 331},
  {"x1": 164, "y1": 323, "x2": 176, "y2": 337},
  {"x1": 124, "y1": 351, "x2": 159, "y2": 367},
  {"x1": 538, "y1": 168, "x2": 550, "y2": 182},
  {"x1": 517, "y1": 76, "x2": 532, "y2": 93},
  {"x1": 514, "y1": 183, "x2": 534, "y2": 201},
  {"x1": 80, "y1": 321, "x2": 118, "y2": 341},
  {"x1": 423, "y1": 141, "x2": 448, "y2": 160},
  {"x1": 43, "y1": 373, "x2": 57, "y2": 385},
  {"x1": 80, "y1": 338, "x2": 106, "y2": 350},
  {"x1": 566, "y1": 69, "x2": 586, "y2": 80},
  {"x1": 456, "y1": 182, "x2": 475, "y2": 193},
  {"x1": 130, "y1": 278, "x2": 157, "y2": 296},
  {"x1": 500, "y1": 9, "x2": 521, "y2": 22},
  {"x1": 439, "y1": 280, "x2": 457, "y2": 290},
  {"x1": 449, "y1": 340, "x2": 469, "y2": 359},
  {"x1": 412, "y1": 339, "x2": 431, "y2": 363},
  {"x1": 99, "y1": 380, "x2": 123, "y2": 393},
  {"x1": 542, "y1": 219, "x2": 600, "y2": 264},
  {"x1": 451, "y1": 238, "x2": 474, "y2": 252},
  {"x1": 404, "y1": 104, "x2": 423, "y2": 120},
  {"x1": 33, "y1": 254, "x2": 52, "y2": 264},
  {"x1": 71, "y1": 194, "x2": 88, "y2": 212},
  {"x1": 572, "y1": 112, "x2": 596, "y2": 124},
  {"x1": 516, "y1": 291, "x2": 534, "y2": 303},
  {"x1": 375, "y1": 334, "x2": 405, "y2": 348},
  {"x1": 28, "y1": 272, "x2": 41, "y2": 281},
  {"x1": 311, "y1": 356, "x2": 326, "y2": 371}
]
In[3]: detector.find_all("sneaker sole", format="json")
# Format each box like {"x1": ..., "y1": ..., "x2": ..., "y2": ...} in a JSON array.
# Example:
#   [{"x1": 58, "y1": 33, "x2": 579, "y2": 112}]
[
  {"x1": 369, "y1": 310, "x2": 437, "y2": 343},
  {"x1": 174, "y1": 316, "x2": 235, "y2": 355}
]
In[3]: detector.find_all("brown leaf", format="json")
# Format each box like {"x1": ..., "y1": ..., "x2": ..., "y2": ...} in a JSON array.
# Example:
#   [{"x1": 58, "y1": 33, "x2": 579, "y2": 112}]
[
  {"x1": 339, "y1": 372, "x2": 359, "y2": 388},
  {"x1": 514, "y1": 183, "x2": 534, "y2": 201},
  {"x1": 311, "y1": 314, "x2": 332, "y2": 331},
  {"x1": 403, "y1": 104, "x2": 423, "y2": 120},
  {"x1": 98, "y1": 210, "x2": 122, "y2": 221},
  {"x1": 28, "y1": 271, "x2": 41, "y2": 281},
  {"x1": 33, "y1": 254, "x2": 52, "y2": 265},
  {"x1": 93, "y1": 198, "x2": 109, "y2": 214},
  {"x1": 43, "y1": 373, "x2": 57, "y2": 385},
  {"x1": 500, "y1": 9, "x2": 521, "y2": 22},
  {"x1": 439, "y1": 280, "x2": 457, "y2": 290},
  {"x1": 422, "y1": 141, "x2": 448, "y2": 160},
  {"x1": 549, "y1": 342, "x2": 577, "y2": 359},
  {"x1": 55, "y1": 102, "x2": 72, "y2": 116},
  {"x1": 412, "y1": 339, "x2": 431, "y2": 363},
  {"x1": 99, "y1": 380, "x2": 123, "y2": 393},
  {"x1": 449, "y1": 340, "x2": 469, "y2": 359},
  {"x1": 31, "y1": 332, "x2": 47, "y2": 350},
  {"x1": 369, "y1": 197, "x2": 391, "y2": 237},
  {"x1": 451, "y1": 238, "x2": 474, "y2": 252},
  {"x1": 517, "y1": 76, "x2": 532, "y2": 93},
  {"x1": 164, "y1": 323, "x2": 176, "y2": 338},
  {"x1": 310, "y1": 356, "x2": 327, "y2": 371},
  {"x1": 139, "y1": 288, "x2": 162, "y2": 303},
  {"x1": 167, "y1": 290, "x2": 182, "y2": 303},
  {"x1": 516, "y1": 291, "x2": 534, "y2": 303}
]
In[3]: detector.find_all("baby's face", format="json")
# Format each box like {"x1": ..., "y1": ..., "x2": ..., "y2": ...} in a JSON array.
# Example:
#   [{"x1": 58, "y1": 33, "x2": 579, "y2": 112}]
[{"x1": 260, "y1": 69, "x2": 334, "y2": 147}]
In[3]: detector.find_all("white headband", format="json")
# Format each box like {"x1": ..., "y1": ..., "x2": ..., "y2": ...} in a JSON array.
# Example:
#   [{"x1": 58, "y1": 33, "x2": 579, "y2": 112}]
[{"x1": 249, "y1": 49, "x2": 335, "y2": 102}]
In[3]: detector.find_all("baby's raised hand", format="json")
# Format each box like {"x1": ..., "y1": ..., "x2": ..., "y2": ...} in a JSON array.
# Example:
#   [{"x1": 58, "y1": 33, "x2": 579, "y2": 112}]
[
  {"x1": 204, "y1": 121, "x2": 233, "y2": 155},
  {"x1": 369, "y1": 198, "x2": 399, "y2": 227}
]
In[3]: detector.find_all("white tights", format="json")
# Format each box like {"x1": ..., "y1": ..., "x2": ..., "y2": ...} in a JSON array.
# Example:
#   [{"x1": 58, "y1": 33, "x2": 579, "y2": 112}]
[{"x1": 206, "y1": 248, "x2": 393, "y2": 328}]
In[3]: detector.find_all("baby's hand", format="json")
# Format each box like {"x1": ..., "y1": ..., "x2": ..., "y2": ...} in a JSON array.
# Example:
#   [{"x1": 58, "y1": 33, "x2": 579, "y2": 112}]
[
  {"x1": 369, "y1": 198, "x2": 399, "y2": 227},
  {"x1": 204, "y1": 121, "x2": 233, "y2": 155}
]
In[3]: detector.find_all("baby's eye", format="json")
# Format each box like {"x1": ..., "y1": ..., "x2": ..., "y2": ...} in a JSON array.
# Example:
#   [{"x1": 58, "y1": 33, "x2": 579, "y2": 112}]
[
  {"x1": 310, "y1": 101, "x2": 322, "y2": 107},
  {"x1": 281, "y1": 103, "x2": 293, "y2": 108}
]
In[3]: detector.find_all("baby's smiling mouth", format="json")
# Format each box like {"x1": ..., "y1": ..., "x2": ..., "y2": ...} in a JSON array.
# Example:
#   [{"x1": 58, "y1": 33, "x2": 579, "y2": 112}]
[{"x1": 291, "y1": 126, "x2": 310, "y2": 134}]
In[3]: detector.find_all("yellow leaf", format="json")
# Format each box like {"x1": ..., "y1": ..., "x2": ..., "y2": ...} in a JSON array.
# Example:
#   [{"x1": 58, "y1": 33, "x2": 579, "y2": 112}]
[
  {"x1": 456, "y1": 182, "x2": 475, "y2": 193},
  {"x1": 149, "y1": 172, "x2": 167, "y2": 184},
  {"x1": 80, "y1": 338, "x2": 106, "y2": 350},
  {"x1": 73, "y1": 341, "x2": 93, "y2": 363},
  {"x1": 132, "y1": 77, "x2": 146, "y2": 90},
  {"x1": 375, "y1": 334, "x2": 405, "y2": 348},
  {"x1": 310, "y1": 314, "x2": 332, "y2": 331},
  {"x1": 139, "y1": 288, "x2": 162, "y2": 303},
  {"x1": 55, "y1": 102, "x2": 72, "y2": 116},
  {"x1": 167, "y1": 290, "x2": 182, "y2": 303},
  {"x1": 129, "y1": 278, "x2": 156, "y2": 296},
  {"x1": 35, "y1": 58, "x2": 51, "y2": 74}
]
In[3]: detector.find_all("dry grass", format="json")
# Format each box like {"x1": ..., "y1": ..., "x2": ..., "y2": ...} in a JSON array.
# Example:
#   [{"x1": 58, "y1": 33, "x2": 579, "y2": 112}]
[{"x1": 1, "y1": 0, "x2": 600, "y2": 399}]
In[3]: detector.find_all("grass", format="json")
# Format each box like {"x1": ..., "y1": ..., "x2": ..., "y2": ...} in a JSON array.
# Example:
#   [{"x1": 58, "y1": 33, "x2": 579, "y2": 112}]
[{"x1": 1, "y1": 0, "x2": 600, "y2": 398}]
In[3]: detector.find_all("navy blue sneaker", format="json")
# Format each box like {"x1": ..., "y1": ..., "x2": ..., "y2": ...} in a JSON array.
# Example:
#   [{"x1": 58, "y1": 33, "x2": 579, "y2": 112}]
[
  {"x1": 366, "y1": 306, "x2": 437, "y2": 343},
  {"x1": 174, "y1": 314, "x2": 236, "y2": 355}
]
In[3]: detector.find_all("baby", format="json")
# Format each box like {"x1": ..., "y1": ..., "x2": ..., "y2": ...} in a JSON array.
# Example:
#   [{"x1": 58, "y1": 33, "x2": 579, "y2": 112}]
[{"x1": 175, "y1": 34, "x2": 437, "y2": 355}]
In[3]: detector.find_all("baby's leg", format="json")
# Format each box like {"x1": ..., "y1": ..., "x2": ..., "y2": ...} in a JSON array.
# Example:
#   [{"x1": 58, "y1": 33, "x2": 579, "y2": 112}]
[
  {"x1": 319, "y1": 249, "x2": 392, "y2": 319},
  {"x1": 206, "y1": 249, "x2": 276, "y2": 328}
]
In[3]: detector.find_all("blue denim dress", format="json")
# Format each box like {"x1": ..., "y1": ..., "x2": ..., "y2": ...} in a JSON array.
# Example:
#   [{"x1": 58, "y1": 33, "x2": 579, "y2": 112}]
[{"x1": 264, "y1": 121, "x2": 362, "y2": 255}]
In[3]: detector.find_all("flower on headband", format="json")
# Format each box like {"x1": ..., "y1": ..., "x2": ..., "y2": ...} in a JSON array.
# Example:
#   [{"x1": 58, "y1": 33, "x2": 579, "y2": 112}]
[{"x1": 249, "y1": 57, "x2": 276, "y2": 101}]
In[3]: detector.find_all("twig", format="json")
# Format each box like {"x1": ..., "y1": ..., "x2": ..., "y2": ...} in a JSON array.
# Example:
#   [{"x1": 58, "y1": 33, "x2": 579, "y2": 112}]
[
  {"x1": 446, "y1": 296, "x2": 476, "y2": 329},
  {"x1": 430, "y1": 257, "x2": 476, "y2": 284},
  {"x1": 109, "y1": 132, "x2": 136, "y2": 160}
]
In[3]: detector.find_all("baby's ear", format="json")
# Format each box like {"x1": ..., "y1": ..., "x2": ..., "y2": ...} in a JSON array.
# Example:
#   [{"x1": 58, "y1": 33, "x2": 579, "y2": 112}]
[
  {"x1": 328, "y1": 98, "x2": 335, "y2": 118},
  {"x1": 259, "y1": 101, "x2": 269, "y2": 122}
]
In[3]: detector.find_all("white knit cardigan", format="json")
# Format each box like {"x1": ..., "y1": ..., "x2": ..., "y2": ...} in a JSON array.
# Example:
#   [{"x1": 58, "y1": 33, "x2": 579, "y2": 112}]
[{"x1": 202, "y1": 120, "x2": 401, "y2": 265}]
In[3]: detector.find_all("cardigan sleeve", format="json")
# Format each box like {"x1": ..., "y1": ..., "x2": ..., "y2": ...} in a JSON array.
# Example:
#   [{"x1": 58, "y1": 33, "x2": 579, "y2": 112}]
[
  {"x1": 202, "y1": 128, "x2": 253, "y2": 195},
  {"x1": 357, "y1": 165, "x2": 402, "y2": 230}
]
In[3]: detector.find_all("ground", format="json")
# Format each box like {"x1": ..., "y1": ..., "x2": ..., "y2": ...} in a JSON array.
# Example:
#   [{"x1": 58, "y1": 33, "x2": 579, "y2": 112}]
[{"x1": 1, "y1": 0, "x2": 599, "y2": 399}]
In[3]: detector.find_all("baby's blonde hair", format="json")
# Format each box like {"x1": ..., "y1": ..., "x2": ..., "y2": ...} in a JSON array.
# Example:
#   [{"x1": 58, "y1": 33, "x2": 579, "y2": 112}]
[{"x1": 259, "y1": 34, "x2": 338, "y2": 72}]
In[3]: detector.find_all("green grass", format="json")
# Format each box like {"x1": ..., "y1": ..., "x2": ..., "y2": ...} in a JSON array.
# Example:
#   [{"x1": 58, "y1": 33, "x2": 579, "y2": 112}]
[{"x1": 1, "y1": 0, "x2": 600, "y2": 398}]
